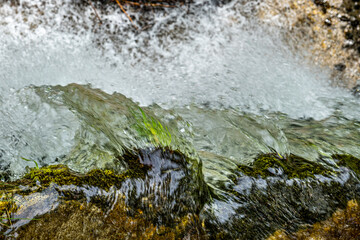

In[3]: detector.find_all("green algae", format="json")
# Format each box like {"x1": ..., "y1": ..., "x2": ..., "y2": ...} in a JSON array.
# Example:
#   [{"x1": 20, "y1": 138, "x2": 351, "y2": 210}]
[
  {"x1": 132, "y1": 106, "x2": 172, "y2": 147},
  {"x1": 333, "y1": 154, "x2": 360, "y2": 176},
  {"x1": 0, "y1": 192, "x2": 18, "y2": 228},
  {"x1": 237, "y1": 153, "x2": 332, "y2": 179},
  {"x1": 235, "y1": 153, "x2": 360, "y2": 180},
  {"x1": 21, "y1": 157, "x2": 39, "y2": 170}
]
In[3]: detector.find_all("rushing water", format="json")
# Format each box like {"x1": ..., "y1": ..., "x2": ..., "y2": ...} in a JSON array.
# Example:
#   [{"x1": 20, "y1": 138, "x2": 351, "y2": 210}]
[{"x1": 1, "y1": 0, "x2": 360, "y2": 239}]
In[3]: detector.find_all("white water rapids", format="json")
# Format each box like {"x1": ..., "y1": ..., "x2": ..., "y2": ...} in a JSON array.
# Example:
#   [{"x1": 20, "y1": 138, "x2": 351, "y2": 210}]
[{"x1": 1, "y1": 0, "x2": 357, "y2": 118}]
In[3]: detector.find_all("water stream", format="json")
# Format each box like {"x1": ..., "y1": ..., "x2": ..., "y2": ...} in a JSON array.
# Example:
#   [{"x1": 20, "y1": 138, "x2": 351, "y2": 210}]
[{"x1": 1, "y1": 0, "x2": 360, "y2": 239}]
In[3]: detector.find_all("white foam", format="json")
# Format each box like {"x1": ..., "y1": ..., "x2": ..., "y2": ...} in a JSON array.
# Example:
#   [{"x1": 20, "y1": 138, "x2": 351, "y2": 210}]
[{"x1": 1, "y1": 0, "x2": 357, "y2": 120}]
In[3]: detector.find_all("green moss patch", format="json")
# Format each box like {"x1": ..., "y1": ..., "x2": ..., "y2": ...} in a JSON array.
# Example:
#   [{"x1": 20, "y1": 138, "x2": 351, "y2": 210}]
[
  {"x1": 20, "y1": 151, "x2": 150, "y2": 191},
  {"x1": 238, "y1": 153, "x2": 332, "y2": 179},
  {"x1": 23, "y1": 165, "x2": 126, "y2": 191},
  {"x1": 333, "y1": 154, "x2": 360, "y2": 176}
]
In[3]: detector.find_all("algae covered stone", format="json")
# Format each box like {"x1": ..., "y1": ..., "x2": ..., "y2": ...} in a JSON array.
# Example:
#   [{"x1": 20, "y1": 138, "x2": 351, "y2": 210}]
[
  {"x1": 203, "y1": 152, "x2": 360, "y2": 239},
  {"x1": 0, "y1": 147, "x2": 210, "y2": 238},
  {"x1": 267, "y1": 199, "x2": 360, "y2": 240},
  {"x1": 333, "y1": 154, "x2": 360, "y2": 176},
  {"x1": 237, "y1": 153, "x2": 332, "y2": 179}
]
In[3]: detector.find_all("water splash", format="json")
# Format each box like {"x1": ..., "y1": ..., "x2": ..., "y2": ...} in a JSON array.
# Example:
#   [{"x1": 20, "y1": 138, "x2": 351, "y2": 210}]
[{"x1": 1, "y1": 0, "x2": 358, "y2": 119}]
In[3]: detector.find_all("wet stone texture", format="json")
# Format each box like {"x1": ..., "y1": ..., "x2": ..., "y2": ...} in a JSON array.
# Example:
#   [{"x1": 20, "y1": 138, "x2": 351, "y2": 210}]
[
  {"x1": 203, "y1": 154, "x2": 360, "y2": 239},
  {"x1": 259, "y1": 0, "x2": 360, "y2": 88},
  {"x1": 0, "y1": 148, "x2": 209, "y2": 239},
  {"x1": 119, "y1": 148, "x2": 209, "y2": 224},
  {"x1": 268, "y1": 199, "x2": 360, "y2": 239},
  {"x1": 15, "y1": 199, "x2": 207, "y2": 240},
  {"x1": 1, "y1": 151, "x2": 360, "y2": 239}
]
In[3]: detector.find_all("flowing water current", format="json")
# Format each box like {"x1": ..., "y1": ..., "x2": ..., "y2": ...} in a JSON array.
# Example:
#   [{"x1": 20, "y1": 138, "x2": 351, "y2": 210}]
[{"x1": 1, "y1": 0, "x2": 360, "y2": 239}]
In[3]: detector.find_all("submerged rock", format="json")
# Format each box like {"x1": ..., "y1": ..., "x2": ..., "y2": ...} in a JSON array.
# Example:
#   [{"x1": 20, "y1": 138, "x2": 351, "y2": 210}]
[
  {"x1": 268, "y1": 199, "x2": 360, "y2": 240},
  {"x1": 36, "y1": 84, "x2": 196, "y2": 175},
  {"x1": 2, "y1": 149, "x2": 360, "y2": 239},
  {"x1": 203, "y1": 153, "x2": 360, "y2": 239},
  {"x1": 237, "y1": 153, "x2": 332, "y2": 179},
  {"x1": 0, "y1": 148, "x2": 209, "y2": 238},
  {"x1": 121, "y1": 148, "x2": 209, "y2": 224},
  {"x1": 334, "y1": 154, "x2": 360, "y2": 175},
  {"x1": 15, "y1": 199, "x2": 206, "y2": 240}
]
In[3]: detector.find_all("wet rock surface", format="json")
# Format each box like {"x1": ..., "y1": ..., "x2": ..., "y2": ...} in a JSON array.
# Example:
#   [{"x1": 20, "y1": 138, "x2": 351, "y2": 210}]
[
  {"x1": 119, "y1": 148, "x2": 209, "y2": 224},
  {"x1": 203, "y1": 154, "x2": 360, "y2": 239},
  {"x1": 352, "y1": 84, "x2": 360, "y2": 97},
  {"x1": 15, "y1": 199, "x2": 206, "y2": 240},
  {"x1": 2, "y1": 150, "x2": 360, "y2": 239},
  {"x1": 259, "y1": 0, "x2": 360, "y2": 88},
  {"x1": 268, "y1": 199, "x2": 360, "y2": 240},
  {"x1": 0, "y1": 148, "x2": 209, "y2": 239}
]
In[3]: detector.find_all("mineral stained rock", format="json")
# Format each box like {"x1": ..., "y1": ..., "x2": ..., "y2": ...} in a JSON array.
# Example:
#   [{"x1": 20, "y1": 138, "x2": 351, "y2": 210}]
[
  {"x1": 259, "y1": 0, "x2": 360, "y2": 88},
  {"x1": 268, "y1": 199, "x2": 360, "y2": 240}
]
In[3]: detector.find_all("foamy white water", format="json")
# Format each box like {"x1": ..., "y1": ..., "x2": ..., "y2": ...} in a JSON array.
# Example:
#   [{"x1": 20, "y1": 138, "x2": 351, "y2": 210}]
[{"x1": 1, "y1": 0, "x2": 357, "y2": 119}]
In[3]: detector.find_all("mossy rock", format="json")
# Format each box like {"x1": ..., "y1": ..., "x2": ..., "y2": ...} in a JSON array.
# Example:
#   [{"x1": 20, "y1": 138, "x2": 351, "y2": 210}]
[
  {"x1": 268, "y1": 199, "x2": 360, "y2": 240},
  {"x1": 22, "y1": 165, "x2": 136, "y2": 191},
  {"x1": 237, "y1": 153, "x2": 332, "y2": 179},
  {"x1": 16, "y1": 150, "x2": 150, "y2": 191},
  {"x1": 0, "y1": 147, "x2": 210, "y2": 238},
  {"x1": 210, "y1": 153, "x2": 360, "y2": 239},
  {"x1": 14, "y1": 199, "x2": 207, "y2": 240},
  {"x1": 333, "y1": 154, "x2": 360, "y2": 176},
  {"x1": 209, "y1": 159, "x2": 360, "y2": 239}
]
